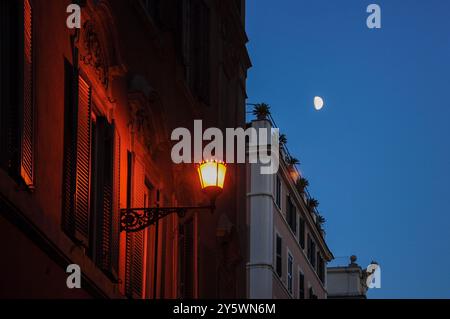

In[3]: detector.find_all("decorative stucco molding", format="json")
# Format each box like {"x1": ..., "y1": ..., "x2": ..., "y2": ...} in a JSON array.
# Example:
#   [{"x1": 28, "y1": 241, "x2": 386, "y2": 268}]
[{"x1": 79, "y1": 20, "x2": 109, "y2": 88}]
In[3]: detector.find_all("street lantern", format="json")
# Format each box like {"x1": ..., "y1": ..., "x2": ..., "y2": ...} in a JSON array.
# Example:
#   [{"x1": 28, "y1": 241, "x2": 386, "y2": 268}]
[
  {"x1": 197, "y1": 160, "x2": 226, "y2": 205},
  {"x1": 121, "y1": 160, "x2": 227, "y2": 233}
]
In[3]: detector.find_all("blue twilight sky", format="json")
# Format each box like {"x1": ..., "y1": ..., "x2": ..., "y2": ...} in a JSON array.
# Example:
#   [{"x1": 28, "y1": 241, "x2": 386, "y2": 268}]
[{"x1": 246, "y1": 0, "x2": 450, "y2": 298}]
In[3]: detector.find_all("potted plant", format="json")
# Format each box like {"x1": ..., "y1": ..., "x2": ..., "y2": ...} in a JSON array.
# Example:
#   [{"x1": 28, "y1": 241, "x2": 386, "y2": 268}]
[
  {"x1": 307, "y1": 198, "x2": 319, "y2": 212},
  {"x1": 316, "y1": 214, "x2": 326, "y2": 226},
  {"x1": 279, "y1": 134, "x2": 287, "y2": 148},
  {"x1": 252, "y1": 103, "x2": 271, "y2": 120},
  {"x1": 296, "y1": 177, "x2": 309, "y2": 194},
  {"x1": 286, "y1": 156, "x2": 300, "y2": 181},
  {"x1": 286, "y1": 156, "x2": 300, "y2": 166},
  {"x1": 316, "y1": 214, "x2": 326, "y2": 236}
]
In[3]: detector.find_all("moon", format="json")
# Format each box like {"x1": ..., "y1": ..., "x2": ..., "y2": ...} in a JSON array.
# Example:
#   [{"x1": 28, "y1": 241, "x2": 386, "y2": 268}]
[{"x1": 314, "y1": 96, "x2": 324, "y2": 110}]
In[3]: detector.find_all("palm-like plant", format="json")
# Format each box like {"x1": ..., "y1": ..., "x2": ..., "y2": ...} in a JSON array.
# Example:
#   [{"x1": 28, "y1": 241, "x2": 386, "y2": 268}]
[
  {"x1": 252, "y1": 103, "x2": 271, "y2": 120},
  {"x1": 296, "y1": 177, "x2": 309, "y2": 194},
  {"x1": 316, "y1": 214, "x2": 326, "y2": 226},
  {"x1": 286, "y1": 156, "x2": 300, "y2": 166},
  {"x1": 279, "y1": 134, "x2": 287, "y2": 147},
  {"x1": 307, "y1": 198, "x2": 319, "y2": 211}
]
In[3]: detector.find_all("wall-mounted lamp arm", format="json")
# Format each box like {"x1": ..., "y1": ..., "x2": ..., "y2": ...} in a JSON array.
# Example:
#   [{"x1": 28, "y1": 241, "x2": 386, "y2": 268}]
[{"x1": 120, "y1": 204, "x2": 215, "y2": 233}]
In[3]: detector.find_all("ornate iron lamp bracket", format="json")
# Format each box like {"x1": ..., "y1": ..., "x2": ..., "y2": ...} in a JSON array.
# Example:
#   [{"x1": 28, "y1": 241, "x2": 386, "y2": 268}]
[{"x1": 120, "y1": 205, "x2": 214, "y2": 233}]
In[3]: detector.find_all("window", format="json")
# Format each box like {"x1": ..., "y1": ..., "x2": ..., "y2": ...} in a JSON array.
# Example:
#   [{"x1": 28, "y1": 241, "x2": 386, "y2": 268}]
[
  {"x1": 21, "y1": 0, "x2": 34, "y2": 187},
  {"x1": 62, "y1": 66, "x2": 92, "y2": 246},
  {"x1": 286, "y1": 196, "x2": 296, "y2": 234},
  {"x1": 307, "y1": 234, "x2": 316, "y2": 267},
  {"x1": 0, "y1": 0, "x2": 35, "y2": 187},
  {"x1": 89, "y1": 116, "x2": 121, "y2": 279},
  {"x1": 179, "y1": 218, "x2": 195, "y2": 298},
  {"x1": 287, "y1": 252, "x2": 293, "y2": 295},
  {"x1": 311, "y1": 241, "x2": 316, "y2": 268},
  {"x1": 144, "y1": 180, "x2": 156, "y2": 298},
  {"x1": 275, "y1": 234, "x2": 282, "y2": 278},
  {"x1": 317, "y1": 254, "x2": 325, "y2": 284},
  {"x1": 316, "y1": 251, "x2": 321, "y2": 274},
  {"x1": 275, "y1": 175, "x2": 281, "y2": 208},
  {"x1": 0, "y1": 1, "x2": 20, "y2": 176},
  {"x1": 299, "y1": 217, "x2": 305, "y2": 249},
  {"x1": 62, "y1": 61, "x2": 121, "y2": 279},
  {"x1": 307, "y1": 235, "x2": 311, "y2": 262},
  {"x1": 177, "y1": 0, "x2": 210, "y2": 104},
  {"x1": 299, "y1": 271, "x2": 305, "y2": 299}
]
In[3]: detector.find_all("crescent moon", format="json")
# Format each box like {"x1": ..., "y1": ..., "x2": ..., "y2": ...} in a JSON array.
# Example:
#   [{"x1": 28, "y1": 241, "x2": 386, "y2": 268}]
[{"x1": 314, "y1": 96, "x2": 324, "y2": 110}]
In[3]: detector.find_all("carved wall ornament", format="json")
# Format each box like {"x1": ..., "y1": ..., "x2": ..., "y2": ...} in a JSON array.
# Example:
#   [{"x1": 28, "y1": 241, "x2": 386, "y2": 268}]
[
  {"x1": 79, "y1": 20, "x2": 109, "y2": 88},
  {"x1": 128, "y1": 91, "x2": 166, "y2": 157}
]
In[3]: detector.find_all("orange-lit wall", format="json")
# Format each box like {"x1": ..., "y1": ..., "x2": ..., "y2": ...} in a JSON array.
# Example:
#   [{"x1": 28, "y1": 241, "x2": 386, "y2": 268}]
[{"x1": 0, "y1": 0, "x2": 250, "y2": 299}]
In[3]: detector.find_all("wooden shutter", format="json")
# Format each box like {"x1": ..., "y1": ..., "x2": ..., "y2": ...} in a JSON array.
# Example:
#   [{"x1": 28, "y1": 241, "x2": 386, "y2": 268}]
[
  {"x1": 299, "y1": 217, "x2": 305, "y2": 249},
  {"x1": 177, "y1": 0, "x2": 191, "y2": 72},
  {"x1": 275, "y1": 176, "x2": 281, "y2": 208},
  {"x1": 287, "y1": 197, "x2": 296, "y2": 233},
  {"x1": 62, "y1": 60, "x2": 76, "y2": 235},
  {"x1": 62, "y1": 69, "x2": 91, "y2": 247},
  {"x1": 180, "y1": 219, "x2": 194, "y2": 298},
  {"x1": 91, "y1": 120, "x2": 120, "y2": 279},
  {"x1": 307, "y1": 235, "x2": 311, "y2": 262},
  {"x1": 185, "y1": 0, "x2": 195, "y2": 89},
  {"x1": 111, "y1": 126, "x2": 121, "y2": 277},
  {"x1": 20, "y1": 0, "x2": 34, "y2": 187},
  {"x1": 191, "y1": 0, "x2": 210, "y2": 103},
  {"x1": 126, "y1": 157, "x2": 145, "y2": 299},
  {"x1": 0, "y1": 1, "x2": 19, "y2": 172},
  {"x1": 74, "y1": 76, "x2": 92, "y2": 244},
  {"x1": 92, "y1": 118, "x2": 112, "y2": 272},
  {"x1": 190, "y1": 0, "x2": 199, "y2": 93},
  {"x1": 0, "y1": 0, "x2": 34, "y2": 183},
  {"x1": 286, "y1": 195, "x2": 291, "y2": 227},
  {"x1": 199, "y1": 1, "x2": 210, "y2": 104},
  {"x1": 185, "y1": 219, "x2": 194, "y2": 298},
  {"x1": 317, "y1": 255, "x2": 324, "y2": 283},
  {"x1": 125, "y1": 152, "x2": 133, "y2": 296},
  {"x1": 311, "y1": 241, "x2": 316, "y2": 267},
  {"x1": 276, "y1": 235, "x2": 282, "y2": 277},
  {"x1": 316, "y1": 252, "x2": 320, "y2": 273},
  {"x1": 299, "y1": 272, "x2": 305, "y2": 299}
]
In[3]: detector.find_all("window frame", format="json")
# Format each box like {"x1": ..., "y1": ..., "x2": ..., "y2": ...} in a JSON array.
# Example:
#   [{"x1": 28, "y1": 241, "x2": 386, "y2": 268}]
[
  {"x1": 286, "y1": 195, "x2": 297, "y2": 235},
  {"x1": 287, "y1": 250, "x2": 293, "y2": 295},
  {"x1": 299, "y1": 216, "x2": 305, "y2": 249},
  {"x1": 88, "y1": 114, "x2": 120, "y2": 280},
  {"x1": 298, "y1": 268, "x2": 305, "y2": 299},
  {"x1": 275, "y1": 175, "x2": 281, "y2": 209},
  {"x1": 275, "y1": 232, "x2": 283, "y2": 278}
]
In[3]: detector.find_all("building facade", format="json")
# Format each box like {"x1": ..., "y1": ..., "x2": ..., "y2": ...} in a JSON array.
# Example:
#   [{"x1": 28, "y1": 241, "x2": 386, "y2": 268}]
[
  {"x1": 0, "y1": 0, "x2": 250, "y2": 298},
  {"x1": 247, "y1": 118, "x2": 333, "y2": 299},
  {"x1": 327, "y1": 256, "x2": 372, "y2": 299}
]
